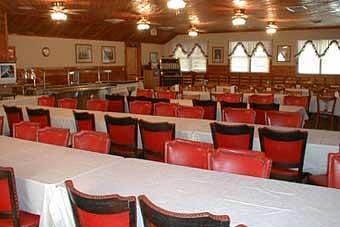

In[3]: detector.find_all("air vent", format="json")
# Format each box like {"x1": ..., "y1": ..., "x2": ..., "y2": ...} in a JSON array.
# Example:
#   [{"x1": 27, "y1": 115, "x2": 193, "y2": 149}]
[
  {"x1": 286, "y1": 6, "x2": 308, "y2": 13},
  {"x1": 104, "y1": 18, "x2": 126, "y2": 24}
]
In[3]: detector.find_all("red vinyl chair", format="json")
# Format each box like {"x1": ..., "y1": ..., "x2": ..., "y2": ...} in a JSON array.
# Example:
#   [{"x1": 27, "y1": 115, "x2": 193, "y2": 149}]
[
  {"x1": 139, "y1": 120, "x2": 175, "y2": 162},
  {"x1": 26, "y1": 108, "x2": 51, "y2": 128},
  {"x1": 217, "y1": 93, "x2": 243, "y2": 103},
  {"x1": 250, "y1": 103, "x2": 280, "y2": 125},
  {"x1": 3, "y1": 105, "x2": 24, "y2": 137},
  {"x1": 129, "y1": 101, "x2": 153, "y2": 115},
  {"x1": 309, "y1": 153, "x2": 340, "y2": 189},
  {"x1": 13, "y1": 121, "x2": 40, "y2": 141},
  {"x1": 105, "y1": 94, "x2": 125, "y2": 113},
  {"x1": 259, "y1": 127, "x2": 308, "y2": 182},
  {"x1": 165, "y1": 139, "x2": 213, "y2": 169},
  {"x1": 266, "y1": 111, "x2": 304, "y2": 128},
  {"x1": 86, "y1": 99, "x2": 108, "y2": 112},
  {"x1": 153, "y1": 103, "x2": 178, "y2": 117},
  {"x1": 223, "y1": 108, "x2": 256, "y2": 124},
  {"x1": 210, "y1": 122, "x2": 254, "y2": 150},
  {"x1": 0, "y1": 167, "x2": 40, "y2": 227},
  {"x1": 283, "y1": 95, "x2": 310, "y2": 111},
  {"x1": 38, "y1": 95, "x2": 55, "y2": 107},
  {"x1": 0, "y1": 116, "x2": 4, "y2": 135},
  {"x1": 73, "y1": 111, "x2": 96, "y2": 132},
  {"x1": 65, "y1": 180, "x2": 136, "y2": 227},
  {"x1": 209, "y1": 149, "x2": 272, "y2": 178},
  {"x1": 57, "y1": 98, "x2": 78, "y2": 109},
  {"x1": 104, "y1": 115, "x2": 142, "y2": 158},
  {"x1": 248, "y1": 94, "x2": 274, "y2": 104},
  {"x1": 73, "y1": 131, "x2": 111, "y2": 154},
  {"x1": 156, "y1": 91, "x2": 177, "y2": 99},
  {"x1": 136, "y1": 89, "x2": 154, "y2": 98},
  {"x1": 37, "y1": 127, "x2": 70, "y2": 147},
  {"x1": 193, "y1": 100, "x2": 217, "y2": 120},
  {"x1": 138, "y1": 195, "x2": 237, "y2": 227},
  {"x1": 177, "y1": 105, "x2": 204, "y2": 119}
]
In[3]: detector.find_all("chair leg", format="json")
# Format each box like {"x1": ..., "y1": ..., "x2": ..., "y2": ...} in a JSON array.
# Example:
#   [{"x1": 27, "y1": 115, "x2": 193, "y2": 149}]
[{"x1": 315, "y1": 114, "x2": 320, "y2": 129}]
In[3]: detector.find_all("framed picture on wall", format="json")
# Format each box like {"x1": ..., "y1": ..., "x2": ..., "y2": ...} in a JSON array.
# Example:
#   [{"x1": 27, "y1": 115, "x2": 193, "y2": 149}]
[
  {"x1": 150, "y1": 52, "x2": 159, "y2": 69},
  {"x1": 212, "y1": 47, "x2": 224, "y2": 63},
  {"x1": 102, "y1": 46, "x2": 116, "y2": 64},
  {"x1": 75, "y1": 44, "x2": 93, "y2": 63},
  {"x1": 277, "y1": 45, "x2": 291, "y2": 62}
]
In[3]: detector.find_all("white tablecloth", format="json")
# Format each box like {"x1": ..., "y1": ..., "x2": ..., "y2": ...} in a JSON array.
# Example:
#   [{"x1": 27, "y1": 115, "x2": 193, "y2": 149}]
[
  {"x1": 1, "y1": 105, "x2": 338, "y2": 175},
  {"x1": 0, "y1": 136, "x2": 123, "y2": 227},
  {"x1": 0, "y1": 95, "x2": 39, "y2": 106},
  {"x1": 1, "y1": 137, "x2": 339, "y2": 227}
]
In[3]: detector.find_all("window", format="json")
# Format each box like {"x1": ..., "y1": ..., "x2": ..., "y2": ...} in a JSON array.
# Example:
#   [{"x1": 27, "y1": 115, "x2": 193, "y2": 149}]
[
  {"x1": 190, "y1": 46, "x2": 207, "y2": 72},
  {"x1": 229, "y1": 41, "x2": 271, "y2": 73},
  {"x1": 297, "y1": 40, "x2": 340, "y2": 75},
  {"x1": 173, "y1": 45, "x2": 207, "y2": 72},
  {"x1": 173, "y1": 46, "x2": 190, "y2": 72}
]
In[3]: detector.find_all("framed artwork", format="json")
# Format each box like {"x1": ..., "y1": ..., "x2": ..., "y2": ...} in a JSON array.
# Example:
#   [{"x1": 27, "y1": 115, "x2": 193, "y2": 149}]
[
  {"x1": 277, "y1": 45, "x2": 291, "y2": 62},
  {"x1": 102, "y1": 46, "x2": 116, "y2": 64},
  {"x1": 212, "y1": 47, "x2": 224, "y2": 63},
  {"x1": 150, "y1": 52, "x2": 159, "y2": 69},
  {"x1": 75, "y1": 44, "x2": 93, "y2": 63}
]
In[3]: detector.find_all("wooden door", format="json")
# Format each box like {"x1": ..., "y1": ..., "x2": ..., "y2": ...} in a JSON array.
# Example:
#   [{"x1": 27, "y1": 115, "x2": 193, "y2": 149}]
[{"x1": 125, "y1": 43, "x2": 141, "y2": 81}]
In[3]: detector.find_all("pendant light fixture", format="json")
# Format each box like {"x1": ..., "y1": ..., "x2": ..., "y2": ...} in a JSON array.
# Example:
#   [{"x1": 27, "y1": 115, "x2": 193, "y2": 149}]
[
  {"x1": 50, "y1": 1, "x2": 67, "y2": 21},
  {"x1": 232, "y1": 9, "x2": 247, "y2": 26},
  {"x1": 266, "y1": 21, "x2": 278, "y2": 34},
  {"x1": 167, "y1": 0, "x2": 186, "y2": 10},
  {"x1": 137, "y1": 17, "x2": 151, "y2": 31},
  {"x1": 188, "y1": 26, "x2": 199, "y2": 37}
]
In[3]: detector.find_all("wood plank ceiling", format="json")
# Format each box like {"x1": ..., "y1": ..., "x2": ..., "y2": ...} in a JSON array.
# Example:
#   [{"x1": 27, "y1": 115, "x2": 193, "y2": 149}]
[{"x1": 2, "y1": 0, "x2": 340, "y2": 43}]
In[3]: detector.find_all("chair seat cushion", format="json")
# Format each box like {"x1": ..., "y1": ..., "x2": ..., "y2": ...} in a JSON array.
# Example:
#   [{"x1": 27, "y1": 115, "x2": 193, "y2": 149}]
[
  {"x1": 0, "y1": 211, "x2": 40, "y2": 227},
  {"x1": 309, "y1": 174, "x2": 328, "y2": 187}
]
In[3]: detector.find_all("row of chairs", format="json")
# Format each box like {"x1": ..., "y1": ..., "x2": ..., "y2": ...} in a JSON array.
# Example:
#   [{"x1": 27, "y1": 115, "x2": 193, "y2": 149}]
[{"x1": 0, "y1": 166, "x2": 245, "y2": 227}]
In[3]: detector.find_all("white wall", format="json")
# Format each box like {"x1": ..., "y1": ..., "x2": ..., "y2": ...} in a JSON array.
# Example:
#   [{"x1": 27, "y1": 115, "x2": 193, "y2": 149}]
[
  {"x1": 164, "y1": 28, "x2": 340, "y2": 66},
  {"x1": 141, "y1": 43, "x2": 164, "y2": 65}
]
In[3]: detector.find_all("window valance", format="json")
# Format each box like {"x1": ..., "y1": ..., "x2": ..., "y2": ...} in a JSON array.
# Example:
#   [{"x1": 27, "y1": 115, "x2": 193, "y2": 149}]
[
  {"x1": 296, "y1": 40, "x2": 340, "y2": 57},
  {"x1": 228, "y1": 41, "x2": 272, "y2": 57},
  {"x1": 170, "y1": 41, "x2": 208, "y2": 58}
]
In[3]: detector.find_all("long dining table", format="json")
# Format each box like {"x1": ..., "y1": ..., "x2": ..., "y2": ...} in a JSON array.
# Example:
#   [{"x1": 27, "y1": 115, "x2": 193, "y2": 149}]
[
  {"x1": 0, "y1": 136, "x2": 339, "y2": 227},
  {"x1": 0, "y1": 104, "x2": 338, "y2": 175}
]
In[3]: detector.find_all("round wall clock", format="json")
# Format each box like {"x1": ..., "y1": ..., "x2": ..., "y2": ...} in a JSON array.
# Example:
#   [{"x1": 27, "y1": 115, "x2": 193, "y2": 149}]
[{"x1": 41, "y1": 47, "x2": 50, "y2": 57}]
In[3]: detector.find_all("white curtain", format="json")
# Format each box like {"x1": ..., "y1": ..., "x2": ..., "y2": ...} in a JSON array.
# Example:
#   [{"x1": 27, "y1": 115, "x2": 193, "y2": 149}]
[
  {"x1": 297, "y1": 40, "x2": 340, "y2": 57},
  {"x1": 229, "y1": 41, "x2": 272, "y2": 57},
  {"x1": 170, "y1": 40, "x2": 208, "y2": 57}
]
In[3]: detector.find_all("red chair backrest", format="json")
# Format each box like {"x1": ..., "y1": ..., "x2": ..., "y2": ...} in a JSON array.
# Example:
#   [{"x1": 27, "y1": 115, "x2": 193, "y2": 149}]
[
  {"x1": 249, "y1": 94, "x2": 274, "y2": 104},
  {"x1": 138, "y1": 195, "x2": 230, "y2": 227},
  {"x1": 26, "y1": 108, "x2": 51, "y2": 128},
  {"x1": 37, "y1": 127, "x2": 70, "y2": 147},
  {"x1": 137, "y1": 89, "x2": 153, "y2": 98},
  {"x1": 58, "y1": 98, "x2": 78, "y2": 109},
  {"x1": 153, "y1": 103, "x2": 178, "y2": 117},
  {"x1": 38, "y1": 96, "x2": 55, "y2": 107},
  {"x1": 223, "y1": 108, "x2": 256, "y2": 124},
  {"x1": 165, "y1": 139, "x2": 213, "y2": 169},
  {"x1": 65, "y1": 180, "x2": 137, "y2": 227},
  {"x1": 139, "y1": 120, "x2": 175, "y2": 162},
  {"x1": 210, "y1": 123, "x2": 254, "y2": 150},
  {"x1": 177, "y1": 106, "x2": 204, "y2": 119},
  {"x1": 250, "y1": 103, "x2": 280, "y2": 125},
  {"x1": 0, "y1": 116, "x2": 3, "y2": 135},
  {"x1": 73, "y1": 111, "x2": 96, "y2": 132},
  {"x1": 157, "y1": 91, "x2": 176, "y2": 99},
  {"x1": 217, "y1": 93, "x2": 243, "y2": 103},
  {"x1": 129, "y1": 101, "x2": 153, "y2": 115},
  {"x1": 259, "y1": 127, "x2": 308, "y2": 175},
  {"x1": 105, "y1": 95, "x2": 125, "y2": 113},
  {"x1": 192, "y1": 100, "x2": 217, "y2": 120},
  {"x1": 3, "y1": 106, "x2": 24, "y2": 137},
  {"x1": 266, "y1": 111, "x2": 303, "y2": 128},
  {"x1": 105, "y1": 116, "x2": 138, "y2": 148},
  {"x1": 283, "y1": 96, "x2": 309, "y2": 110},
  {"x1": 209, "y1": 149, "x2": 272, "y2": 178},
  {"x1": 86, "y1": 99, "x2": 108, "y2": 112},
  {"x1": 73, "y1": 131, "x2": 111, "y2": 154},
  {"x1": 0, "y1": 167, "x2": 21, "y2": 226},
  {"x1": 328, "y1": 153, "x2": 340, "y2": 189},
  {"x1": 13, "y1": 121, "x2": 39, "y2": 141}
]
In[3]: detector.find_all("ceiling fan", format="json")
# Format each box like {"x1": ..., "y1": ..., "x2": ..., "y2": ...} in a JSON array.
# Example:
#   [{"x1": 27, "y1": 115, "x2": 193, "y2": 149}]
[{"x1": 49, "y1": 1, "x2": 88, "y2": 21}]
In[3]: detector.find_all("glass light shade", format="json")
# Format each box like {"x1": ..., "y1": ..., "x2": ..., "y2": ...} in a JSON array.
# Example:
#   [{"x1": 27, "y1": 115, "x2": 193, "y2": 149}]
[
  {"x1": 188, "y1": 29, "x2": 198, "y2": 37},
  {"x1": 266, "y1": 23, "x2": 278, "y2": 34},
  {"x1": 137, "y1": 20, "x2": 151, "y2": 31},
  {"x1": 232, "y1": 16, "x2": 246, "y2": 26},
  {"x1": 167, "y1": 0, "x2": 186, "y2": 10},
  {"x1": 51, "y1": 11, "x2": 67, "y2": 21}
]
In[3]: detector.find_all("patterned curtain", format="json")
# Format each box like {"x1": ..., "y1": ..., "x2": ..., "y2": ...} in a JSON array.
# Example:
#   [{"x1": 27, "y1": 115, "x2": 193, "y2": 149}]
[
  {"x1": 296, "y1": 40, "x2": 340, "y2": 57},
  {"x1": 170, "y1": 40, "x2": 208, "y2": 57},
  {"x1": 228, "y1": 41, "x2": 272, "y2": 57}
]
